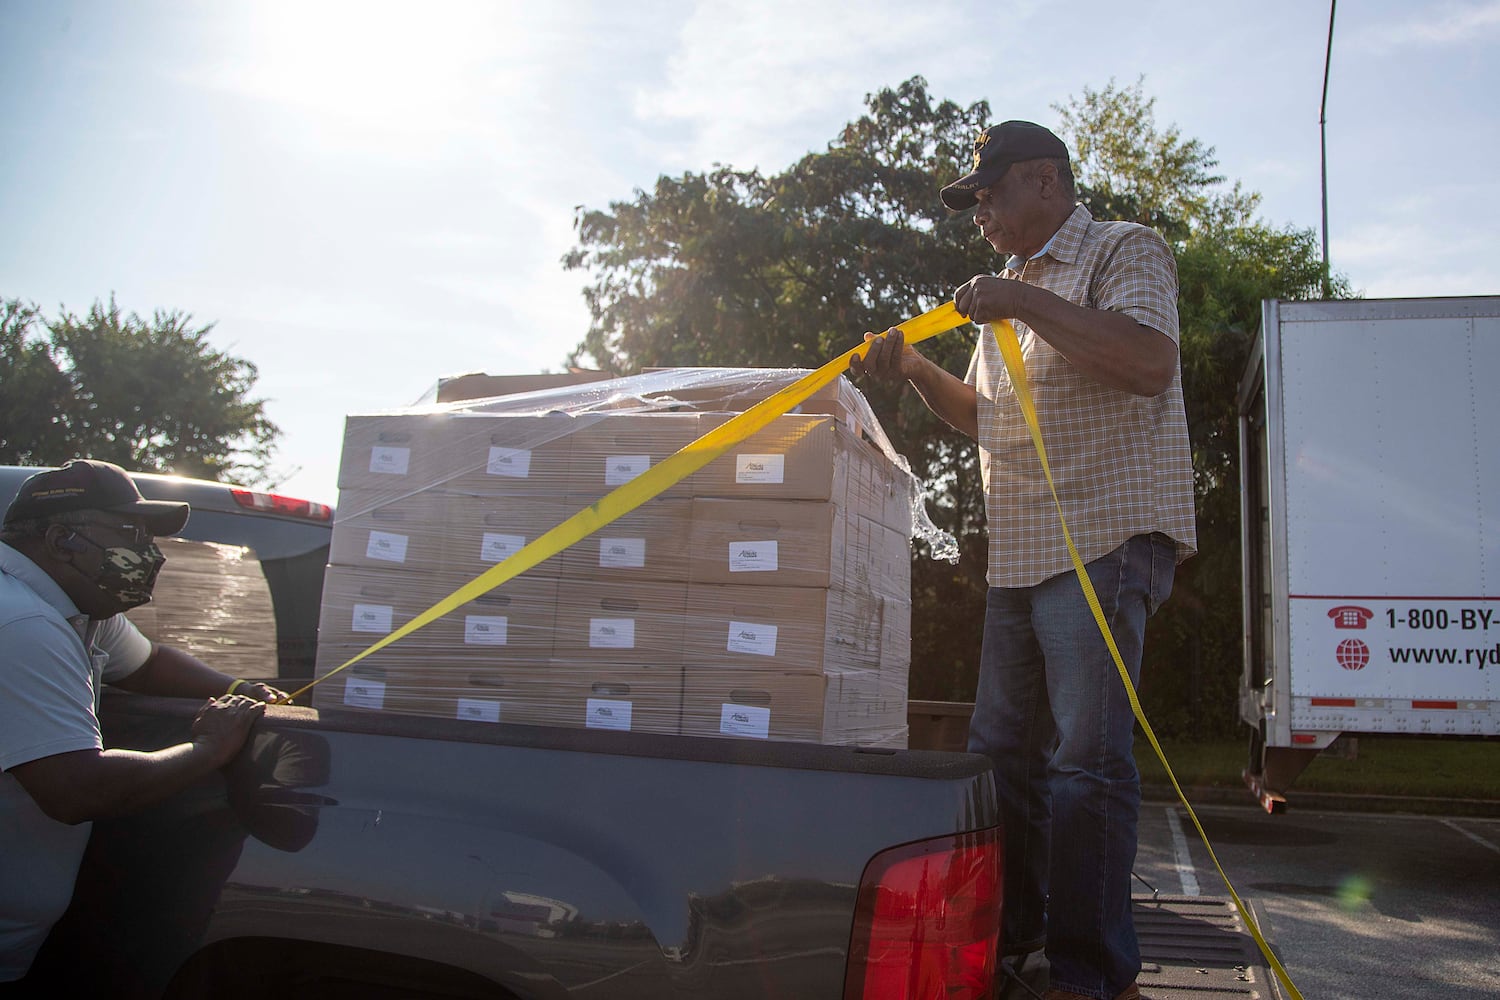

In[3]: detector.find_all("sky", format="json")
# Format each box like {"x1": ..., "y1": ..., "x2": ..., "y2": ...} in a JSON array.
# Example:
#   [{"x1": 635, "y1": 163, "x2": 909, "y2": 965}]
[{"x1": 2, "y1": 0, "x2": 1497, "y2": 506}]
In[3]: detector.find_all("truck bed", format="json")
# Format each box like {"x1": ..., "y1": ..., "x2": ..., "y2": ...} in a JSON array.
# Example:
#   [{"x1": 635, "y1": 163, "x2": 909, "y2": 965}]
[{"x1": 33, "y1": 690, "x2": 998, "y2": 999}]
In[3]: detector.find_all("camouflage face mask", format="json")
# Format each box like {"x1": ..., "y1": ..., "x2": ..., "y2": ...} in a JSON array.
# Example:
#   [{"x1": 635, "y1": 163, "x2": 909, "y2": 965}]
[{"x1": 72, "y1": 533, "x2": 166, "y2": 610}]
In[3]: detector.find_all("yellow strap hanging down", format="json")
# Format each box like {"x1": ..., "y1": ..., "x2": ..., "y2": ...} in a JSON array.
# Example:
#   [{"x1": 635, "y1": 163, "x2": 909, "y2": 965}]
[
  {"x1": 991, "y1": 321, "x2": 1304, "y2": 1000},
  {"x1": 284, "y1": 302, "x2": 968, "y2": 705}
]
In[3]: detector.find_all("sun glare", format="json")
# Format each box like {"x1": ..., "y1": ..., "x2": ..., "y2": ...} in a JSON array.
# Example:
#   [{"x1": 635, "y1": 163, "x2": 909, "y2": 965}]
[{"x1": 234, "y1": 0, "x2": 510, "y2": 131}]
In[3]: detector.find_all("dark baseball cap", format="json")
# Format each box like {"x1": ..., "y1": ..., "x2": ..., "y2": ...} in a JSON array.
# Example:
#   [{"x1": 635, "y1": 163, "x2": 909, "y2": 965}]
[
  {"x1": 3, "y1": 460, "x2": 189, "y2": 535},
  {"x1": 940, "y1": 120, "x2": 1070, "y2": 211}
]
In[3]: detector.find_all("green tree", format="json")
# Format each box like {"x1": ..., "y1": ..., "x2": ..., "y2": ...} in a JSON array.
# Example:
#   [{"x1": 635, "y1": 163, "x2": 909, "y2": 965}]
[
  {"x1": 566, "y1": 77, "x2": 1349, "y2": 733},
  {"x1": 0, "y1": 298, "x2": 73, "y2": 465},
  {"x1": 1054, "y1": 76, "x2": 1225, "y2": 241},
  {"x1": 0, "y1": 295, "x2": 280, "y2": 484}
]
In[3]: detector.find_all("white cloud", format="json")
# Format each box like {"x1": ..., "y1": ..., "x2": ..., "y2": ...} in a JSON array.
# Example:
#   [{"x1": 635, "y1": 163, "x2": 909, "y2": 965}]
[
  {"x1": 1348, "y1": 1, "x2": 1500, "y2": 54},
  {"x1": 631, "y1": 0, "x2": 974, "y2": 172},
  {"x1": 1331, "y1": 202, "x2": 1493, "y2": 298}
]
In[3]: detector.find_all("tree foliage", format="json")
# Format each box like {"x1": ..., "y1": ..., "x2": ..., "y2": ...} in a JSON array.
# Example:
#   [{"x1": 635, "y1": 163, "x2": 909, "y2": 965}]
[
  {"x1": 0, "y1": 295, "x2": 279, "y2": 484},
  {"x1": 566, "y1": 76, "x2": 1350, "y2": 736},
  {"x1": 1, "y1": 299, "x2": 73, "y2": 466},
  {"x1": 1054, "y1": 77, "x2": 1225, "y2": 241}
]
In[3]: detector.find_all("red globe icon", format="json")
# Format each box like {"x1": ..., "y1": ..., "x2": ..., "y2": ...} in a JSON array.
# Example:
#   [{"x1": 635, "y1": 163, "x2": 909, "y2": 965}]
[{"x1": 1336, "y1": 638, "x2": 1369, "y2": 670}]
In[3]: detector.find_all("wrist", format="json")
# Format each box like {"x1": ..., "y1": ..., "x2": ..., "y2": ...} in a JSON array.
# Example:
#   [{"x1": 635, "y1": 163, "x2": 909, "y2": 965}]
[
  {"x1": 906, "y1": 353, "x2": 939, "y2": 392},
  {"x1": 188, "y1": 734, "x2": 234, "y2": 770},
  {"x1": 225, "y1": 678, "x2": 247, "y2": 696}
]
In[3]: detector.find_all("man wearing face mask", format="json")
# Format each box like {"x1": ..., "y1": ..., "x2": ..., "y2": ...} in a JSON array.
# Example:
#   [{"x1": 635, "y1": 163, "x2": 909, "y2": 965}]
[{"x1": 0, "y1": 459, "x2": 284, "y2": 984}]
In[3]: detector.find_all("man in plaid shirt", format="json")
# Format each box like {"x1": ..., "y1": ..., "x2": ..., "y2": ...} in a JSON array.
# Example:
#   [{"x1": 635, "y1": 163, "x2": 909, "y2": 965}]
[{"x1": 854, "y1": 120, "x2": 1196, "y2": 1000}]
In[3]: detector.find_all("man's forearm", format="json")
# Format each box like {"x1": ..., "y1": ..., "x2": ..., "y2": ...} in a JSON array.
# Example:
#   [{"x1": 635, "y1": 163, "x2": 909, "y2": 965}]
[
  {"x1": 10, "y1": 743, "x2": 225, "y2": 826},
  {"x1": 1012, "y1": 283, "x2": 1178, "y2": 397},
  {"x1": 112, "y1": 643, "x2": 236, "y2": 699},
  {"x1": 908, "y1": 356, "x2": 979, "y2": 440}
]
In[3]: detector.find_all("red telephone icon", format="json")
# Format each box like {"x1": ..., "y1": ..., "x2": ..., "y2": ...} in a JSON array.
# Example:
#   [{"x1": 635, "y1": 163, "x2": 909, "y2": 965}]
[{"x1": 1328, "y1": 605, "x2": 1374, "y2": 629}]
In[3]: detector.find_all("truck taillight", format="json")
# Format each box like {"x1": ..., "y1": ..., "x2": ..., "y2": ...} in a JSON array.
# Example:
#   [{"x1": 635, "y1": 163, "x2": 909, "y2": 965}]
[
  {"x1": 843, "y1": 828, "x2": 1002, "y2": 1000},
  {"x1": 230, "y1": 488, "x2": 334, "y2": 521}
]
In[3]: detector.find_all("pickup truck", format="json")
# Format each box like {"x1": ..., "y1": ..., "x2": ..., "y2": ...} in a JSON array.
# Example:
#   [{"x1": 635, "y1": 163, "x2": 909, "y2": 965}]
[{"x1": 3, "y1": 466, "x2": 1002, "y2": 999}]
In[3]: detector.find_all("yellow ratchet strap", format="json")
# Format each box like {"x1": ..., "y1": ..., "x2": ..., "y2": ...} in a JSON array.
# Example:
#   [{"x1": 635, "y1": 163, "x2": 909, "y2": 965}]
[
  {"x1": 991, "y1": 320, "x2": 1304, "y2": 1000},
  {"x1": 284, "y1": 301, "x2": 968, "y2": 705}
]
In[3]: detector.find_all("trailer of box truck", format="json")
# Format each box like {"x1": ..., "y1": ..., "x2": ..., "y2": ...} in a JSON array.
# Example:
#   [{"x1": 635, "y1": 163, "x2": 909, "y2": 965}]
[{"x1": 1237, "y1": 295, "x2": 1500, "y2": 811}]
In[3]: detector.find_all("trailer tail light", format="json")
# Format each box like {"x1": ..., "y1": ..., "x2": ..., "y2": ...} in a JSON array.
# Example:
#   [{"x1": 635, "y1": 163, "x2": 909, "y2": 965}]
[
  {"x1": 230, "y1": 489, "x2": 334, "y2": 522},
  {"x1": 843, "y1": 827, "x2": 1002, "y2": 1000}
]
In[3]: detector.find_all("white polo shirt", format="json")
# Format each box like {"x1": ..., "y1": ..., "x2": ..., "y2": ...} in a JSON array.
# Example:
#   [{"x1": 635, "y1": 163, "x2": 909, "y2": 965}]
[{"x1": 0, "y1": 541, "x2": 152, "y2": 981}]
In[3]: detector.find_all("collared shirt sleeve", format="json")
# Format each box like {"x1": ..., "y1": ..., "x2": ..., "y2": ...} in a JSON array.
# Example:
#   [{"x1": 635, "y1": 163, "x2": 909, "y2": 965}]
[
  {"x1": 1091, "y1": 228, "x2": 1180, "y2": 343},
  {"x1": 0, "y1": 615, "x2": 104, "y2": 771},
  {"x1": 95, "y1": 614, "x2": 153, "y2": 684}
]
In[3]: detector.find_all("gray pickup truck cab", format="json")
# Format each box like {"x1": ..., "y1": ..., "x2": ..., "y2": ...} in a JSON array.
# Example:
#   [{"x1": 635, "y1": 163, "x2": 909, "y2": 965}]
[{"x1": 3, "y1": 467, "x2": 1001, "y2": 999}]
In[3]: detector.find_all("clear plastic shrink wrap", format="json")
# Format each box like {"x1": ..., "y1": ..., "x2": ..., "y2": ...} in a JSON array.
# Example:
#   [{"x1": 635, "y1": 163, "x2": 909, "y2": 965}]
[{"x1": 314, "y1": 369, "x2": 956, "y2": 747}]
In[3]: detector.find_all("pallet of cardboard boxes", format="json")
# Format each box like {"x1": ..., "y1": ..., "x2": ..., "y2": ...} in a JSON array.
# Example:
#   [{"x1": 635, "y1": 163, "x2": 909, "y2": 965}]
[{"x1": 313, "y1": 369, "x2": 916, "y2": 746}]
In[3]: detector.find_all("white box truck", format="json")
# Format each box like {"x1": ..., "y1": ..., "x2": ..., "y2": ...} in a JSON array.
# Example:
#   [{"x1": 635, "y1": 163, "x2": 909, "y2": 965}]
[{"x1": 1238, "y1": 296, "x2": 1500, "y2": 811}]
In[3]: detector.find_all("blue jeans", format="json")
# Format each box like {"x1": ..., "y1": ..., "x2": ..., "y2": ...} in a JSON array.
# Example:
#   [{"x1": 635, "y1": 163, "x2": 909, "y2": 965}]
[{"x1": 967, "y1": 533, "x2": 1176, "y2": 1000}]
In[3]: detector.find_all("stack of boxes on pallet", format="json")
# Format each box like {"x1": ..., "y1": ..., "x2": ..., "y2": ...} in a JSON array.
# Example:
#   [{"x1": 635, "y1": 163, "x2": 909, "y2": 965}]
[{"x1": 313, "y1": 371, "x2": 914, "y2": 746}]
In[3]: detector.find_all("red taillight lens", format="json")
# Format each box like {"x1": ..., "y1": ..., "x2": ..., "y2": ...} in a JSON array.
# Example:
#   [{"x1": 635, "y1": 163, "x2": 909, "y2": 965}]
[
  {"x1": 843, "y1": 828, "x2": 1002, "y2": 1000},
  {"x1": 230, "y1": 488, "x2": 334, "y2": 521}
]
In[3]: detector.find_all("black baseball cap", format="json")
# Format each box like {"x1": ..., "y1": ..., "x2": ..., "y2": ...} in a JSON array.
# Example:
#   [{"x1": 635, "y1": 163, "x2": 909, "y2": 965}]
[
  {"x1": 940, "y1": 120, "x2": 1070, "y2": 211},
  {"x1": 4, "y1": 460, "x2": 189, "y2": 535}
]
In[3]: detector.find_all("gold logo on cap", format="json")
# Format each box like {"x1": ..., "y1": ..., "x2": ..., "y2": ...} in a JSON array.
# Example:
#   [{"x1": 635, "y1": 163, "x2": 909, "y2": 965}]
[{"x1": 972, "y1": 131, "x2": 990, "y2": 169}]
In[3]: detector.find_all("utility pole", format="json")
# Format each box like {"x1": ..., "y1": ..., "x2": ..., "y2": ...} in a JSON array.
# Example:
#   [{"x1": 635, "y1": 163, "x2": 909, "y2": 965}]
[{"x1": 1320, "y1": 0, "x2": 1337, "y2": 298}]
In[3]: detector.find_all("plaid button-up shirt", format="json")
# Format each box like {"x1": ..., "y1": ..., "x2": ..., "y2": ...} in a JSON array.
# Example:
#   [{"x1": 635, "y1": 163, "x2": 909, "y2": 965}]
[{"x1": 965, "y1": 204, "x2": 1197, "y2": 588}]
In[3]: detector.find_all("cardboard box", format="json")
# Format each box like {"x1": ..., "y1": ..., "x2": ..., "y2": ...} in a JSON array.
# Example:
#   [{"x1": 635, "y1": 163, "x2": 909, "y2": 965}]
[
  {"x1": 877, "y1": 593, "x2": 913, "y2": 674},
  {"x1": 687, "y1": 499, "x2": 911, "y2": 596},
  {"x1": 679, "y1": 584, "x2": 903, "y2": 675},
  {"x1": 551, "y1": 580, "x2": 686, "y2": 667},
  {"x1": 337, "y1": 412, "x2": 451, "y2": 494},
  {"x1": 558, "y1": 496, "x2": 693, "y2": 582},
  {"x1": 440, "y1": 495, "x2": 574, "y2": 579},
  {"x1": 847, "y1": 514, "x2": 912, "y2": 602},
  {"x1": 694, "y1": 414, "x2": 914, "y2": 533},
  {"x1": 680, "y1": 668, "x2": 907, "y2": 745},
  {"x1": 317, "y1": 565, "x2": 559, "y2": 657},
  {"x1": 429, "y1": 412, "x2": 577, "y2": 496},
  {"x1": 407, "y1": 660, "x2": 681, "y2": 734},
  {"x1": 328, "y1": 488, "x2": 449, "y2": 573},
  {"x1": 312, "y1": 664, "x2": 422, "y2": 715},
  {"x1": 539, "y1": 662, "x2": 682, "y2": 735},
  {"x1": 637, "y1": 368, "x2": 848, "y2": 411},
  {"x1": 687, "y1": 499, "x2": 838, "y2": 589},
  {"x1": 434, "y1": 370, "x2": 614, "y2": 404},
  {"x1": 636, "y1": 369, "x2": 891, "y2": 449},
  {"x1": 565, "y1": 413, "x2": 702, "y2": 500}
]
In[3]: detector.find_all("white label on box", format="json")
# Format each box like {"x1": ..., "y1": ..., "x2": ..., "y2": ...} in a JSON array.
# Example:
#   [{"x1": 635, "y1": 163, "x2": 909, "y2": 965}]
[
  {"x1": 351, "y1": 603, "x2": 394, "y2": 634},
  {"x1": 464, "y1": 615, "x2": 509, "y2": 646},
  {"x1": 365, "y1": 530, "x2": 409, "y2": 563},
  {"x1": 735, "y1": 454, "x2": 785, "y2": 485},
  {"x1": 456, "y1": 698, "x2": 501, "y2": 723},
  {"x1": 586, "y1": 698, "x2": 632, "y2": 731},
  {"x1": 480, "y1": 532, "x2": 526, "y2": 564},
  {"x1": 590, "y1": 618, "x2": 636, "y2": 649},
  {"x1": 486, "y1": 446, "x2": 532, "y2": 479},
  {"x1": 344, "y1": 676, "x2": 386, "y2": 709},
  {"x1": 729, "y1": 540, "x2": 778, "y2": 573},
  {"x1": 604, "y1": 455, "x2": 650, "y2": 486},
  {"x1": 727, "y1": 620, "x2": 778, "y2": 657},
  {"x1": 720, "y1": 703, "x2": 771, "y2": 739},
  {"x1": 599, "y1": 537, "x2": 646, "y2": 568},
  {"x1": 368, "y1": 446, "x2": 410, "y2": 476}
]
